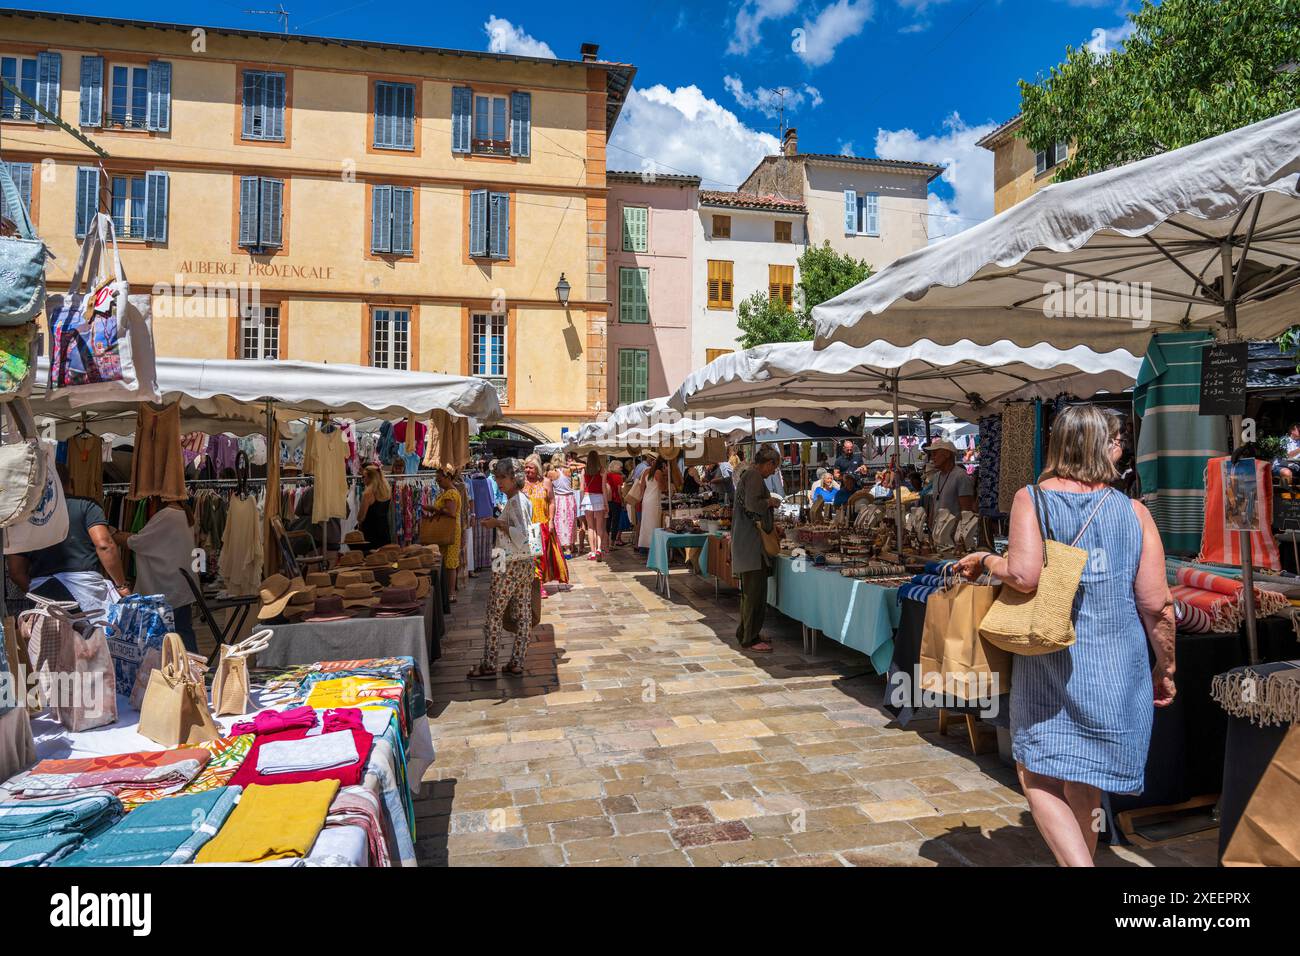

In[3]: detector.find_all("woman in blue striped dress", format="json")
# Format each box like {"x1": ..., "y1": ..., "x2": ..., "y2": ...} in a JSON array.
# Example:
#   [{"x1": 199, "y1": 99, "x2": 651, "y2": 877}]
[{"x1": 956, "y1": 406, "x2": 1176, "y2": 866}]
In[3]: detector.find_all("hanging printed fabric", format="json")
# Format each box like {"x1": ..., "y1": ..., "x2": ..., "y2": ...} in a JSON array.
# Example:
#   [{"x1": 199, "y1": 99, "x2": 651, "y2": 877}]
[
  {"x1": 45, "y1": 212, "x2": 160, "y2": 406},
  {"x1": 0, "y1": 323, "x2": 37, "y2": 400},
  {"x1": 1198, "y1": 455, "x2": 1281, "y2": 571},
  {"x1": 103, "y1": 593, "x2": 175, "y2": 692},
  {"x1": 6, "y1": 438, "x2": 69, "y2": 553}
]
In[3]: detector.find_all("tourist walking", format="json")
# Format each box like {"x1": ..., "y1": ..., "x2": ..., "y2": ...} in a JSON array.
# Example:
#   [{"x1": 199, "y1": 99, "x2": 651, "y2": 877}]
[
  {"x1": 635, "y1": 457, "x2": 669, "y2": 553},
  {"x1": 524, "y1": 454, "x2": 568, "y2": 592},
  {"x1": 468, "y1": 458, "x2": 535, "y2": 679},
  {"x1": 583, "y1": 451, "x2": 610, "y2": 560},
  {"x1": 955, "y1": 405, "x2": 1176, "y2": 867}
]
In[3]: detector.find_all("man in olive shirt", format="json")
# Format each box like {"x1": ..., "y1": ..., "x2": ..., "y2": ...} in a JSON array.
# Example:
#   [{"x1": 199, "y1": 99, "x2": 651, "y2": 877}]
[{"x1": 731, "y1": 446, "x2": 780, "y2": 653}]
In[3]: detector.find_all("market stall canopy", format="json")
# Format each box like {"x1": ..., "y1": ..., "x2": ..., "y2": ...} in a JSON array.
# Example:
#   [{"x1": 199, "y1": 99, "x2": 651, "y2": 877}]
[
  {"x1": 733, "y1": 420, "x2": 858, "y2": 444},
  {"x1": 33, "y1": 357, "x2": 502, "y2": 428},
  {"x1": 813, "y1": 109, "x2": 1300, "y2": 354},
  {"x1": 667, "y1": 339, "x2": 1140, "y2": 423},
  {"x1": 566, "y1": 412, "x2": 778, "y2": 455}
]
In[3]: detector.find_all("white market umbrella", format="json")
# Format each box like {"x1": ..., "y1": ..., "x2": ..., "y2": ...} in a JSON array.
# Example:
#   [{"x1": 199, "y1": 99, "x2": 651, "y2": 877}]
[{"x1": 813, "y1": 108, "x2": 1300, "y2": 354}]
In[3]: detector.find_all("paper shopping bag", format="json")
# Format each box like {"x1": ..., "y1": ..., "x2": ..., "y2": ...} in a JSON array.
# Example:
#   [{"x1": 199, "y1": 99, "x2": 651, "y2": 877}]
[
  {"x1": 920, "y1": 579, "x2": 1009, "y2": 703},
  {"x1": 139, "y1": 633, "x2": 219, "y2": 746},
  {"x1": 1223, "y1": 725, "x2": 1300, "y2": 866}
]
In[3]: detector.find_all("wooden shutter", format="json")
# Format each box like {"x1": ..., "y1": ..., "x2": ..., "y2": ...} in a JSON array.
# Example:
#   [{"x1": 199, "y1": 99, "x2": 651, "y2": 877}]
[
  {"x1": 634, "y1": 350, "x2": 648, "y2": 400},
  {"x1": 371, "y1": 184, "x2": 392, "y2": 253},
  {"x1": 706, "y1": 348, "x2": 733, "y2": 364},
  {"x1": 75, "y1": 166, "x2": 98, "y2": 238},
  {"x1": 396, "y1": 83, "x2": 415, "y2": 149},
  {"x1": 618, "y1": 349, "x2": 636, "y2": 406},
  {"x1": 1055, "y1": 140, "x2": 1069, "y2": 165},
  {"x1": 620, "y1": 268, "x2": 647, "y2": 323},
  {"x1": 768, "y1": 265, "x2": 793, "y2": 307},
  {"x1": 78, "y1": 55, "x2": 103, "y2": 127},
  {"x1": 259, "y1": 178, "x2": 283, "y2": 248},
  {"x1": 146, "y1": 60, "x2": 171, "y2": 132},
  {"x1": 1035, "y1": 149, "x2": 1047, "y2": 175},
  {"x1": 619, "y1": 268, "x2": 635, "y2": 323},
  {"x1": 468, "y1": 188, "x2": 488, "y2": 258},
  {"x1": 622, "y1": 206, "x2": 647, "y2": 253},
  {"x1": 865, "y1": 193, "x2": 879, "y2": 236},
  {"x1": 144, "y1": 171, "x2": 169, "y2": 242},
  {"x1": 489, "y1": 191, "x2": 509, "y2": 259},
  {"x1": 0, "y1": 162, "x2": 33, "y2": 226},
  {"x1": 241, "y1": 71, "x2": 258, "y2": 138},
  {"x1": 35, "y1": 52, "x2": 60, "y2": 119},
  {"x1": 392, "y1": 187, "x2": 414, "y2": 255},
  {"x1": 843, "y1": 190, "x2": 857, "y2": 234},
  {"x1": 238, "y1": 176, "x2": 259, "y2": 246},
  {"x1": 712, "y1": 215, "x2": 730, "y2": 239},
  {"x1": 509, "y1": 91, "x2": 531, "y2": 157},
  {"x1": 774, "y1": 220, "x2": 791, "y2": 242},
  {"x1": 719, "y1": 260, "x2": 733, "y2": 308},
  {"x1": 266, "y1": 73, "x2": 285, "y2": 140},
  {"x1": 451, "y1": 86, "x2": 472, "y2": 153}
]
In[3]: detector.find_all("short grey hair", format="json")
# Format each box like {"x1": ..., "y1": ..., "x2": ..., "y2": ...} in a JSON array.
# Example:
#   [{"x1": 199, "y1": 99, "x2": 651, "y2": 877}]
[
  {"x1": 754, "y1": 446, "x2": 781, "y2": 466},
  {"x1": 493, "y1": 457, "x2": 525, "y2": 486}
]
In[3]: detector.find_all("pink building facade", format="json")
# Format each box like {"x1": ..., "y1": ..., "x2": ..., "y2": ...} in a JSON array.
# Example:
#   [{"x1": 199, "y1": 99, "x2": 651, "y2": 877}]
[{"x1": 605, "y1": 171, "x2": 699, "y2": 413}]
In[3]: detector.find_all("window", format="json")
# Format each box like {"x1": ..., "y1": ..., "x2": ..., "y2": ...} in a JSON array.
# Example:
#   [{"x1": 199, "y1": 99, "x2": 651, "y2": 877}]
[
  {"x1": 768, "y1": 264, "x2": 794, "y2": 308},
  {"x1": 370, "y1": 308, "x2": 410, "y2": 370},
  {"x1": 3, "y1": 53, "x2": 58, "y2": 121},
  {"x1": 370, "y1": 184, "x2": 414, "y2": 256},
  {"x1": 238, "y1": 176, "x2": 284, "y2": 251},
  {"x1": 78, "y1": 57, "x2": 169, "y2": 131},
  {"x1": 774, "y1": 220, "x2": 792, "y2": 243},
  {"x1": 468, "y1": 188, "x2": 509, "y2": 260},
  {"x1": 1036, "y1": 141, "x2": 1069, "y2": 175},
  {"x1": 373, "y1": 81, "x2": 415, "y2": 150},
  {"x1": 240, "y1": 304, "x2": 280, "y2": 360},
  {"x1": 711, "y1": 214, "x2": 731, "y2": 239},
  {"x1": 622, "y1": 205, "x2": 647, "y2": 253},
  {"x1": 109, "y1": 64, "x2": 148, "y2": 129},
  {"x1": 705, "y1": 348, "x2": 733, "y2": 364},
  {"x1": 471, "y1": 312, "x2": 508, "y2": 405},
  {"x1": 843, "y1": 190, "x2": 879, "y2": 236},
  {"x1": 0, "y1": 161, "x2": 33, "y2": 226},
  {"x1": 242, "y1": 69, "x2": 286, "y2": 141},
  {"x1": 707, "y1": 260, "x2": 733, "y2": 310},
  {"x1": 74, "y1": 166, "x2": 168, "y2": 240},
  {"x1": 618, "y1": 349, "x2": 649, "y2": 406},
  {"x1": 619, "y1": 267, "x2": 649, "y2": 324},
  {"x1": 451, "y1": 87, "x2": 530, "y2": 157}
]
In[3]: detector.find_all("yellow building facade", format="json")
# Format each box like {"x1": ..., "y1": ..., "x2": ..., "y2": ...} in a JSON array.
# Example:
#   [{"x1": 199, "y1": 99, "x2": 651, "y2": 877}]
[
  {"x1": 0, "y1": 10, "x2": 633, "y2": 441},
  {"x1": 975, "y1": 115, "x2": 1070, "y2": 215}
]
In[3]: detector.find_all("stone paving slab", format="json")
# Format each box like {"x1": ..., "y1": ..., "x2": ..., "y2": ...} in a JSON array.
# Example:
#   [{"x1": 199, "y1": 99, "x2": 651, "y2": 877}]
[{"x1": 415, "y1": 550, "x2": 1217, "y2": 867}]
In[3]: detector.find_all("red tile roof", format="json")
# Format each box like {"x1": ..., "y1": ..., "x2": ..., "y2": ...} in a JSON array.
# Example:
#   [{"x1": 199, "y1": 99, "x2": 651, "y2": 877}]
[{"x1": 698, "y1": 190, "x2": 806, "y2": 212}]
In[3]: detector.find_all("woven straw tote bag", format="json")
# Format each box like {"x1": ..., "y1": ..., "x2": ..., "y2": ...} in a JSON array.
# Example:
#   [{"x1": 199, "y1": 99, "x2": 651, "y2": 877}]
[{"x1": 979, "y1": 486, "x2": 1112, "y2": 656}]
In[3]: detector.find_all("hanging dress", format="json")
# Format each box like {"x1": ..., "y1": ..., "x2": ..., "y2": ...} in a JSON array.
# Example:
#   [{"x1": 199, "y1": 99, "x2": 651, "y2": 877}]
[
  {"x1": 552, "y1": 470, "x2": 577, "y2": 551},
  {"x1": 218, "y1": 493, "x2": 264, "y2": 597},
  {"x1": 308, "y1": 427, "x2": 348, "y2": 523}
]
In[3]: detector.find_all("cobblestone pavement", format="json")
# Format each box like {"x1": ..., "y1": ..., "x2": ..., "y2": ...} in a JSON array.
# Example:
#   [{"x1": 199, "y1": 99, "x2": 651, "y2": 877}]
[{"x1": 416, "y1": 548, "x2": 1217, "y2": 867}]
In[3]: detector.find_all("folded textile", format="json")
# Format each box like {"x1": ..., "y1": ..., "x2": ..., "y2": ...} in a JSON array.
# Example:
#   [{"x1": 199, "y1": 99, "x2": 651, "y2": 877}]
[
  {"x1": 1173, "y1": 599, "x2": 1213, "y2": 634},
  {"x1": 322, "y1": 709, "x2": 365, "y2": 733},
  {"x1": 195, "y1": 780, "x2": 339, "y2": 864},
  {"x1": 0, "y1": 793, "x2": 123, "y2": 867},
  {"x1": 327, "y1": 784, "x2": 392, "y2": 868},
  {"x1": 231, "y1": 705, "x2": 318, "y2": 737},
  {"x1": 3, "y1": 749, "x2": 209, "y2": 802},
  {"x1": 1172, "y1": 566, "x2": 1292, "y2": 630},
  {"x1": 897, "y1": 582, "x2": 939, "y2": 605},
  {"x1": 922, "y1": 559, "x2": 957, "y2": 576},
  {"x1": 57, "y1": 786, "x2": 241, "y2": 867},
  {"x1": 230, "y1": 726, "x2": 373, "y2": 789},
  {"x1": 117, "y1": 736, "x2": 253, "y2": 812},
  {"x1": 1211, "y1": 663, "x2": 1300, "y2": 728},
  {"x1": 257, "y1": 730, "x2": 360, "y2": 775}
]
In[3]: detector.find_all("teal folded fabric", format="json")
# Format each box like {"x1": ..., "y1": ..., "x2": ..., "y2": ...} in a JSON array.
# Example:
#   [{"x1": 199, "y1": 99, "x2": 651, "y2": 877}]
[
  {"x1": 57, "y1": 786, "x2": 242, "y2": 867},
  {"x1": 0, "y1": 793, "x2": 123, "y2": 867}
]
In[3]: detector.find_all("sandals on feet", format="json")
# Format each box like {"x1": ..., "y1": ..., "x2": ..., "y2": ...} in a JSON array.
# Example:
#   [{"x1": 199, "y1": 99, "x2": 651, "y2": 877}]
[
  {"x1": 503, "y1": 661, "x2": 525, "y2": 676},
  {"x1": 748, "y1": 641, "x2": 773, "y2": 654},
  {"x1": 467, "y1": 663, "x2": 498, "y2": 679}
]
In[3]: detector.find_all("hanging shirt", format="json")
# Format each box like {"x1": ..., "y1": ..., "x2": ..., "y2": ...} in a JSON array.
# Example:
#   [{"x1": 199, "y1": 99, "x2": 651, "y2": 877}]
[{"x1": 127, "y1": 507, "x2": 197, "y2": 608}]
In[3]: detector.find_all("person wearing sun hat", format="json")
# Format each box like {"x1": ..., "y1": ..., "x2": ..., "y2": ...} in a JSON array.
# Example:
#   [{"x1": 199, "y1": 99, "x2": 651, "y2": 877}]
[
  {"x1": 257, "y1": 574, "x2": 306, "y2": 621},
  {"x1": 923, "y1": 437, "x2": 975, "y2": 523}
]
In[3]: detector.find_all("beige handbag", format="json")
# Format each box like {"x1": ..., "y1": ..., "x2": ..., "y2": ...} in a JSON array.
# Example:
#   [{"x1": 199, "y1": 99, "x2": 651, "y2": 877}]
[
  {"x1": 979, "y1": 486, "x2": 1112, "y2": 656},
  {"x1": 919, "y1": 571, "x2": 1010, "y2": 702},
  {"x1": 138, "y1": 632, "x2": 219, "y2": 746},
  {"x1": 211, "y1": 629, "x2": 272, "y2": 716},
  {"x1": 0, "y1": 397, "x2": 46, "y2": 528},
  {"x1": 18, "y1": 600, "x2": 118, "y2": 731},
  {"x1": 130, "y1": 646, "x2": 208, "y2": 710}
]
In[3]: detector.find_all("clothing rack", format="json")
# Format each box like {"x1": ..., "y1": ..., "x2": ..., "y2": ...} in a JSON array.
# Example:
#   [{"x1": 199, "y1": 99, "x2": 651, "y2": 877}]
[{"x1": 100, "y1": 470, "x2": 452, "y2": 493}]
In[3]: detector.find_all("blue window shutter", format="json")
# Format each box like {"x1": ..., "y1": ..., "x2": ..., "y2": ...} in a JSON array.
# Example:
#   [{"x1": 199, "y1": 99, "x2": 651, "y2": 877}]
[
  {"x1": 0, "y1": 162, "x2": 33, "y2": 225},
  {"x1": 373, "y1": 82, "x2": 389, "y2": 148},
  {"x1": 238, "y1": 176, "x2": 259, "y2": 246},
  {"x1": 268, "y1": 73, "x2": 285, "y2": 140},
  {"x1": 451, "y1": 86, "x2": 472, "y2": 153},
  {"x1": 865, "y1": 193, "x2": 879, "y2": 236},
  {"x1": 144, "y1": 171, "x2": 169, "y2": 242},
  {"x1": 509, "y1": 91, "x2": 531, "y2": 157},
  {"x1": 843, "y1": 189, "x2": 857, "y2": 234},
  {"x1": 392, "y1": 187, "x2": 414, "y2": 255},
  {"x1": 146, "y1": 61, "x2": 171, "y2": 131},
  {"x1": 489, "y1": 191, "x2": 509, "y2": 259},
  {"x1": 371, "y1": 184, "x2": 392, "y2": 253},
  {"x1": 241, "y1": 71, "x2": 257, "y2": 138},
  {"x1": 75, "y1": 166, "x2": 98, "y2": 238},
  {"x1": 399, "y1": 84, "x2": 415, "y2": 149},
  {"x1": 260, "y1": 178, "x2": 283, "y2": 248},
  {"x1": 36, "y1": 52, "x2": 60, "y2": 119},
  {"x1": 79, "y1": 55, "x2": 103, "y2": 127},
  {"x1": 468, "y1": 189, "x2": 487, "y2": 258}
]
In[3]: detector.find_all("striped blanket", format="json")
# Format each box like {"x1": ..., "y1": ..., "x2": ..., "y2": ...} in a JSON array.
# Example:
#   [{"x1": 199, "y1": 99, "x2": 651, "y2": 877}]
[
  {"x1": 1169, "y1": 566, "x2": 1291, "y2": 632},
  {"x1": 1133, "y1": 331, "x2": 1227, "y2": 557},
  {"x1": 1198, "y1": 456, "x2": 1281, "y2": 571},
  {"x1": 2, "y1": 748, "x2": 209, "y2": 803}
]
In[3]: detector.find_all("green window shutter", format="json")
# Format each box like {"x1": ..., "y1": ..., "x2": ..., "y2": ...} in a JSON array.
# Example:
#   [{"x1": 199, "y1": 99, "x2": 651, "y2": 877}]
[
  {"x1": 634, "y1": 350, "x2": 648, "y2": 400},
  {"x1": 618, "y1": 349, "x2": 636, "y2": 406},
  {"x1": 622, "y1": 206, "x2": 647, "y2": 252},
  {"x1": 633, "y1": 268, "x2": 648, "y2": 323}
]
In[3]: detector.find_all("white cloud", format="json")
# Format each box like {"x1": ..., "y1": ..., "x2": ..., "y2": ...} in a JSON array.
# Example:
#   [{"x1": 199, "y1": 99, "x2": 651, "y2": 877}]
[
  {"x1": 874, "y1": 112, "x2": 998, "y2": 241},
  {"x1": 608, "y1": 84, "x2": 780, "y2": 190},
  {"x1": 895, "y1": 0, "x2": 953, "y2": 10},
  {"x1": 729, "y1": 0, "x2": 801, "y2": 56},
  {"x1": 796, "y1": 0, "x2": 875, "y2": 67},
  {"x1": 1084, "y1": 19, "x2": 1136, "y2": 56},
  {"x1": 899, "y1": 21, "x2": 929, "y2": 33},
  {"x1": 483, "y1": 16, "x2": 556, "y2": 59},
  {"x1": 839, "y1": 140, "x2": 855, "y2": 156},
  {"x1": 723, "y1": 76, "x2": 825, "y2": 117}
]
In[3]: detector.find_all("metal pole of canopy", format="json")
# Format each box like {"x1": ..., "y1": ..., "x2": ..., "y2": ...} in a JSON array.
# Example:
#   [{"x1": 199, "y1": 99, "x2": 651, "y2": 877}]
[
  {"x1": 0, "y1": 79, "x2": 110, "y2": 158},
  {"x1": 264, "y1": 399, "x2": 281, "y2": 575},
  {"x1": 892, "y1": 376, "x2": 904, "y2": 557}
]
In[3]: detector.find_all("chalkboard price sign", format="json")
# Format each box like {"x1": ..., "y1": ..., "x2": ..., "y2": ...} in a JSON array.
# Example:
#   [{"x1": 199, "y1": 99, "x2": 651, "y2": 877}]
[{"x1": 1199, "y1": 342, "x2": 1247, "y2": 416}]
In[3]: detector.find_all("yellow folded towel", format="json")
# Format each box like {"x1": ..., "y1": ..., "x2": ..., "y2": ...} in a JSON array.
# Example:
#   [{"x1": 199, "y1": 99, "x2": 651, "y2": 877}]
[{"x1": 195, "y1": 780, "x2": 339, "y2": 864}]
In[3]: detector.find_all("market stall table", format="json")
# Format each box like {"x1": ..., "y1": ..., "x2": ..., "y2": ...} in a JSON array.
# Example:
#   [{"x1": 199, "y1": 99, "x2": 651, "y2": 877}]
[
  {"x1": 767, "y1": 556, "x2": 900, "y2": 672},
  {"x1": 260, "y1": 606, "x2": 434, "y2": 694},
  {"x1": 646, "y1": 528, "x2": 709, "y2": 598}
]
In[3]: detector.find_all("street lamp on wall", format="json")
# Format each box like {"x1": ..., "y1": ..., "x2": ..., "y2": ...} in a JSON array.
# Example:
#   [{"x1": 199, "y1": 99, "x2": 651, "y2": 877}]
[{"x1": 555, "y1": 273, "x2": 571, "y2": 306}]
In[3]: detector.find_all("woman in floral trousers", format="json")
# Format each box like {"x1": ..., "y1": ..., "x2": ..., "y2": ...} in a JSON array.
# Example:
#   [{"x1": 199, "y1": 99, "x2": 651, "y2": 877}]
[{"x1": 469, "y1": 458, "x2": 536, "y2": 679}]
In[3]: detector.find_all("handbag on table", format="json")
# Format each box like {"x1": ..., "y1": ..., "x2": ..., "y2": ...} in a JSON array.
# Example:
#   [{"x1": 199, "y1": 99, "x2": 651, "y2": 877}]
[
  {"x1": 210, "y1": 629, "x2": 272, "y2": 716},
  {"x1": 139, "y1": 632, "x2": 219, "y2": 746},
  {"x1": 129, "y1": 644, "x2": 208, "y2": 711},
  {"x1": 17, "y1": 598, "x2": 118, "y2": 732},
  {"x1": 0, "y1": 160, "x2": 46, "y2": 325},
  {"x1": 0, "y1": 323, "x2": 38, "y2": 400},
  {"x1": 979, "y1": 486, "x2": 1112, "y2": 656}
]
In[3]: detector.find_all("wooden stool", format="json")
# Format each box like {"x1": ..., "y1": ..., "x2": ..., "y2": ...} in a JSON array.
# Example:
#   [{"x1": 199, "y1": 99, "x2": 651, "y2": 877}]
[{"x1": 938, "y1": 708, "x2": 997, "y2": 755}]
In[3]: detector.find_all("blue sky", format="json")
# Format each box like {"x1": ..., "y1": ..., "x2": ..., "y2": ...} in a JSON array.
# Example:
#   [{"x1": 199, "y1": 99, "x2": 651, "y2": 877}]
[{"x1": 11, "y1": 0, "x2": 1143, "y2": 237}]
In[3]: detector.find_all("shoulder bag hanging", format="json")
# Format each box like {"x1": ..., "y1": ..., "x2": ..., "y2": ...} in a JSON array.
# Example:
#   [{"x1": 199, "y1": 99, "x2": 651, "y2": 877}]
[
  {"x1": 0, "y1": 160, "x2": 46, "y2": 325},
  {"x1": 979, "y1": 486, "x2": 1113, "y2": 656}
]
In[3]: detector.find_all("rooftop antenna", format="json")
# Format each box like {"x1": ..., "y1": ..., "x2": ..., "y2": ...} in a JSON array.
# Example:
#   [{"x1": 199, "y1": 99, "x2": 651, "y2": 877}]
[
  {"x1": 245, "y1": 4, "x2": 292, "y2": 33},
  {"x1": 770, "y1": 86, "x2": 791, "y2": 141}
]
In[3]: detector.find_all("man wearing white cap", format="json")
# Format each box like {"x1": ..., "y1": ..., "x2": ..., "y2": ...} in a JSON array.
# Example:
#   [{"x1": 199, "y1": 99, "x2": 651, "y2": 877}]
[{"x1": 925, "y1": 439, "x2": 975, "y2": 520}]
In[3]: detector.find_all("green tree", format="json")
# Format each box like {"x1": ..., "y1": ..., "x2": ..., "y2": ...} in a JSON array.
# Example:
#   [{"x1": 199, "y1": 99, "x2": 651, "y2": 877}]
[
  {"x1": 1019, "y1": 0, "x2": 1300, "y2": 181},
  {"x1": 734, "y1": 242, "x2": 874, "y2": 348}
]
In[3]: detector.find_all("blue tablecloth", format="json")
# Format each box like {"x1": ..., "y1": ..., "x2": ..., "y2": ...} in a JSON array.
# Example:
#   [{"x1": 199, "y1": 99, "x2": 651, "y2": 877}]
[
  {"x1": 647, "y1": 529, "x2": 709, "y2": 575},
  {"x1": 768, "y1": 556, "x2": 899, "y2": 673}
]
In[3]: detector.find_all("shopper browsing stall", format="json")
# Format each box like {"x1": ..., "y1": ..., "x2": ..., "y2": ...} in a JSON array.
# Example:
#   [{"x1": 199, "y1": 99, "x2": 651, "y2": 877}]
[
  {"x1": 356, "y1": 464, "x2": 393, "y2": 549},
  {"x1": 469, "y1": 458, "x2": 535, "y2": 679},
  {"x1": 732, "y1": 446, "x2": 780, "y2": 654}
]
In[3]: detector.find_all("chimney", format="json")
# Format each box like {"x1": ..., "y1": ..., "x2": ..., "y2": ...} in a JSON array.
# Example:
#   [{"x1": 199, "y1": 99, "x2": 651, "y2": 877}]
[
  {"x1": 580, "y1": 42, "x2": 600, "y2": 62},
  {"x1": 782, "y1": 127, "x2": 798, "y2": 156}
]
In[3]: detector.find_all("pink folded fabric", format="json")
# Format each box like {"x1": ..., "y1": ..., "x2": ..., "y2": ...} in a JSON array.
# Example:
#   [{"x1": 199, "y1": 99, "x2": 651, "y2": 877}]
[
  {"x1": 322, "y1": 709, "x2": 365, "y2": 733},
  {"x1": 231, "y1": 705, "x2": 318, "y2": 737}
]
